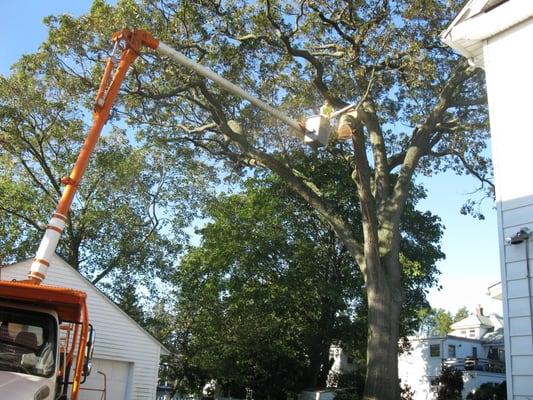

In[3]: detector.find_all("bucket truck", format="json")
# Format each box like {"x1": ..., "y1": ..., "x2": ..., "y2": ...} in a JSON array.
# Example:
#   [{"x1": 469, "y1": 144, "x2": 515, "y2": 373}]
[{"x1": 0, "y1": 29, "x2": 334, "y2": 399}]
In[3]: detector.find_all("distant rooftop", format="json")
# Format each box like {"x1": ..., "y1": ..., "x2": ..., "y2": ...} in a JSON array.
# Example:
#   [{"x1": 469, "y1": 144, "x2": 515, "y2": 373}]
[{"x1": 451, "y1": 313, "x2": 494, "y2": 329}]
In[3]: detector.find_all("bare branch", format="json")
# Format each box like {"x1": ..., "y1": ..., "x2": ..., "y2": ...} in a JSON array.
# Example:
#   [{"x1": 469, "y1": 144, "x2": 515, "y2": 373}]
[
  {"x1": 428, "y1": 149, "x2": 495, "y2": 190},
  {"x1": 265, "y1": 0, "x2": 332, "y2": 99},
  {"x1": 308, "y1": 3, "x2": 356, "y2": 46},
  {"x1": 0, "y1": 206, "x2": 44, "y2": 232}
]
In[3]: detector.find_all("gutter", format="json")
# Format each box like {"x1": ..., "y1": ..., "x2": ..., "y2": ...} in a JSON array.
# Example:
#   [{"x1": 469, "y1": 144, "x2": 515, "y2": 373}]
[{"x1": 441, "y1": 0, "x2": 533, "y2": 44}]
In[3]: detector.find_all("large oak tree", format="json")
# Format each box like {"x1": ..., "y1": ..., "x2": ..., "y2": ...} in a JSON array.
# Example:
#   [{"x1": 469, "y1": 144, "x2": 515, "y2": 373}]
[{"x1": 169, "y1": 155, "x2": 443, "y2": 397}]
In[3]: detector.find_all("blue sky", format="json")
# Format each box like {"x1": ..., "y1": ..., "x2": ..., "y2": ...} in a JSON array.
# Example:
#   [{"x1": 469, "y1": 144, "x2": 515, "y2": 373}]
[{"x1": 0, "y1": 1, "x2": 503, "y2": 315}]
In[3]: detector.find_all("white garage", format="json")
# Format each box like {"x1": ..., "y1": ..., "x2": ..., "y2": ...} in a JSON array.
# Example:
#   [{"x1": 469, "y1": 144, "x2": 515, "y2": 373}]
[
  {"x1": 1, "y1": 255, "x2": 170, "y2": 399},
  {"x1": 81, "y1": 359, "x2": 133, "y2": 399}
]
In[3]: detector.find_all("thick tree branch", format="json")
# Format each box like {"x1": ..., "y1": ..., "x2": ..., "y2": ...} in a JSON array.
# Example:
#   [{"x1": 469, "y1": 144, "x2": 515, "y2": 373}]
[
  {"x1": 359, "y1": 102, "x2": 390, "y2": 211},
  {"x1": 389, "y1": 61, "x2": 478, "y2": 225},
  {"x1": 192, "y1": 80, "x2": 364, "y2": 264},
  {"x1": 350, "y1": 122, "x2": 378, "y2": 279},
  {"x1": 265, "y1": 0, "x2": 332, "y2": 100},
  {"x1": 0, "y1": 206, "x2": 44, "y2": 232}
]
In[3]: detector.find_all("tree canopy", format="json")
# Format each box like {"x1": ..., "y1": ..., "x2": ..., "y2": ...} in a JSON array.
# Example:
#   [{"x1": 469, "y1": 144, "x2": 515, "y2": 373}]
[
  {"x1": 417, "y1": 306, "x2": 471, "y2": 337},
  {"x1": 164, "y1": 155, "x2": 443, "y2": 397},
  {"x1": 0, "y1": 64, "x2": 210, "y2": 298}
]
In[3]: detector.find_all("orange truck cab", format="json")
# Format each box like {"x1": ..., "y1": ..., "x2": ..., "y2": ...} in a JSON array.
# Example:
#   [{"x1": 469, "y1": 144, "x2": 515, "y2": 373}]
[{"x1": 0, "y1": 281, "x2": 94, "y2": 400}]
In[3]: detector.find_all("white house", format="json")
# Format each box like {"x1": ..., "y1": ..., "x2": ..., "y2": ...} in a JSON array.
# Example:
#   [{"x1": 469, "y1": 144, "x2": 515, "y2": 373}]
[
  {"x1": 326, "y1": 344, "x2": 356, "y2": 387},
  {"x1": 0, "y1": 255, "x2": 169, "y2": 400},
  {"x1": 441, "y1": 1, "x2": 533, "y2": 398},
  {"x1": 449, "y1": 306, "x2": 504, "y2": 341},
  {"x1": 398, "y1": 307, "x2": 506, "y2": 400}
]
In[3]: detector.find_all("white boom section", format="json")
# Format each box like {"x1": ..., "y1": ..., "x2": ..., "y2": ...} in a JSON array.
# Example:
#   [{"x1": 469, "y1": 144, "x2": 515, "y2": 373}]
[
  {"x1": 156, "y1": 42, "x2": 306, "y2": 140},
  {"x1": 30, "y1": 214, "x2": 67, "y2": 280}
]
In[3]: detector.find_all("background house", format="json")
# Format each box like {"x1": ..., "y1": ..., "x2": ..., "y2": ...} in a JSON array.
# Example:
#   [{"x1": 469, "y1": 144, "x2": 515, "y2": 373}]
[
  {"x1": 326, "y1": 344, "x2": 356, "y2": 386},
  {"x1": 441, "y1": 1, "x2": 533, "y2": 398},
  {"x1": 0, "y1": 255, "x2": 169, "y2": 400},
  {"x1": 398, "y1": 306, "x2": 505, "y2": 400}
]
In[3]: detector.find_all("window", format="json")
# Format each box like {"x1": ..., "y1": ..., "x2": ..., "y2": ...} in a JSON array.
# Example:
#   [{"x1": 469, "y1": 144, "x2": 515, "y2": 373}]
[
  {"x1": 448, "y1": 345, "x2": 456, "y2": 358},
  {"x1": 460, "y1": 330, "x2": 466, "y2": 336},
  {"x1": 0, "y1": 308, "x2": 57, "y2": 378},
  {"x1": 472, "y1": 347, "x2": 478, "y2": 358},
  {"x1": 469, "y1": 329, "x2": 476, "y2": 337},
  {"x1": 430, "y1": 344, "x2": 440, "y2": 357}
]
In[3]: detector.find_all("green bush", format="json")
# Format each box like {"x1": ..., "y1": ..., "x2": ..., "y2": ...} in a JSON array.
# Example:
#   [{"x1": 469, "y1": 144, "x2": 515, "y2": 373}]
[
  {"x1": 430, "y1": 366, "x2": 463, "y2": 400},
  {"x1": 466, "y1": 381, "x2": 506, "y2": 400},
  {"x1": 333, "y1": 389, "x2": 361, "y2": 400}
]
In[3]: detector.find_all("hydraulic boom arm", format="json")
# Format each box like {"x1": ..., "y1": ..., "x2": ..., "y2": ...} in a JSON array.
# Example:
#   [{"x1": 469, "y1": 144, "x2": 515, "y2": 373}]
[
  {"x1": 28, "y1": 29, "x2": 309, "y2": 283},
  {"x1": 28, "y1": 30, "x2": 158, "y2": 283}
]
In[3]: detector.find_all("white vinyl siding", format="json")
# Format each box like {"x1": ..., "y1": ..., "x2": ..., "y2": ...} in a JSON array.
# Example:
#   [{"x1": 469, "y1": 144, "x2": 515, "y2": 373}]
[
  {"x1": 399, "y1": 337, "x2": 505, "y2": 400},
  {"x1": 483, "y1": 17, "x2": 533, "y2": 399},
  {"x1": 442, "y1": 3, "x2": 533, "y2": 398}
]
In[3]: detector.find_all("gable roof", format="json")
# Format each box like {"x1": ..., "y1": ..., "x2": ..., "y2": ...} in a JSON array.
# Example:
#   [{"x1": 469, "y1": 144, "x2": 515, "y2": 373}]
[
  {"x1": 451, "y1": 313, "x2": 494, "y2": 329},
  {"x1": 1, "y1": 256, "x2": 169, "y2": 355},
  {"x1": 441, "y1": 0, "x2": 533, "y2": 67}
]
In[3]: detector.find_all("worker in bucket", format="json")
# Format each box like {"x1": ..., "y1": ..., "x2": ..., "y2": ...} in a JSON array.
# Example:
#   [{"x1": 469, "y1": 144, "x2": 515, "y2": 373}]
[{"x1": 319, "y1": 99, "x2": 335, "y2": 119}]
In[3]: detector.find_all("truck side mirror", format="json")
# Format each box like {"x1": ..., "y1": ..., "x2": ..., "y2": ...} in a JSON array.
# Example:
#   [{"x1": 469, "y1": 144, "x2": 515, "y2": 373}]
[
  {"x1": 86, "y1": 325, "x2": 96, "y2": 360},
  {"x1": 84, "y1": 361, "x2": 93, "y2": 377},
  {"x1": 81, "y1": 325, "x2": 95, "y2": 381}
]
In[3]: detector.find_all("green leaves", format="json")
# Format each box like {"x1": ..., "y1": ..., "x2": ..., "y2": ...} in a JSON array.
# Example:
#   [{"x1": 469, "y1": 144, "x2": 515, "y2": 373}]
[
  {"x1": 417, "y1": 306, "x2": 471, "y2": 337},
  {"x1": 0, "y1": 63, "x2": 193, "y2": 302},
  {"x1": 169, "y1": 155, "x2": 443, "y2": 395},
  {"x1": 174, "y1": 170, "x2": 361, "y2": 395}
]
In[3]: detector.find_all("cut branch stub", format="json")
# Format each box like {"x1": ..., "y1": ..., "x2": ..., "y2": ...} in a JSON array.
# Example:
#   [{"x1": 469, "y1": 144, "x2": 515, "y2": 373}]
[{"x1": 337, "y1": 111, "x2": 360, "y2": 140}]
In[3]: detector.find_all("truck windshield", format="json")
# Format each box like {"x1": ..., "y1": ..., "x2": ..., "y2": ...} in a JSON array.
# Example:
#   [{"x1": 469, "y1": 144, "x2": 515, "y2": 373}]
[{"x1": 0, "y1": 308, "x2": 57, "y2": 378}]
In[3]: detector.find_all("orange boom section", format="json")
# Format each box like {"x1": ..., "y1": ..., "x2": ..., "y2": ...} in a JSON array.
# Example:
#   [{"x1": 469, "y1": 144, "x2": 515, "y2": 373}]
[{"x1": 28, "y1": 30, "x2": 159, "y2": 284}]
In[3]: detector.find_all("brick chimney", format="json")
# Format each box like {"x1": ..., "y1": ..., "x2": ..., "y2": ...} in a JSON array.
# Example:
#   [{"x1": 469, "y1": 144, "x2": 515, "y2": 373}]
[{"x1": 475, "y1": 304, "x2": 484, "y2": 316}]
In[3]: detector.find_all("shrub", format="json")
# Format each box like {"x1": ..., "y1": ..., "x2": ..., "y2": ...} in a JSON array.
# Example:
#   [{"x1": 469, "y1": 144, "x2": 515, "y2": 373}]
[
  {"x1": 466, "y1": 381, "x2": 506, "y2": 400},
  {"x1": 430, "y1": 366, "x2": 463, "y2": 400},
  {"x1": 333, "y1": 389, "x2": 360, "y2": 400}
]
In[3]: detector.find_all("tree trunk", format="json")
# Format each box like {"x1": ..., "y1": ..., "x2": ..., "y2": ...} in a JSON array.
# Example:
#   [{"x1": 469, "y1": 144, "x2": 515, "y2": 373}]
[
  {"x1": 363, "y1": 250, "x2": 402, "y2": 400},
  {"x1": 307, "y1": 296, "x2": 336, "y2": 388},
  {"x1": 306, "y1": 344, "x2": 330, "y2": 388}
]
